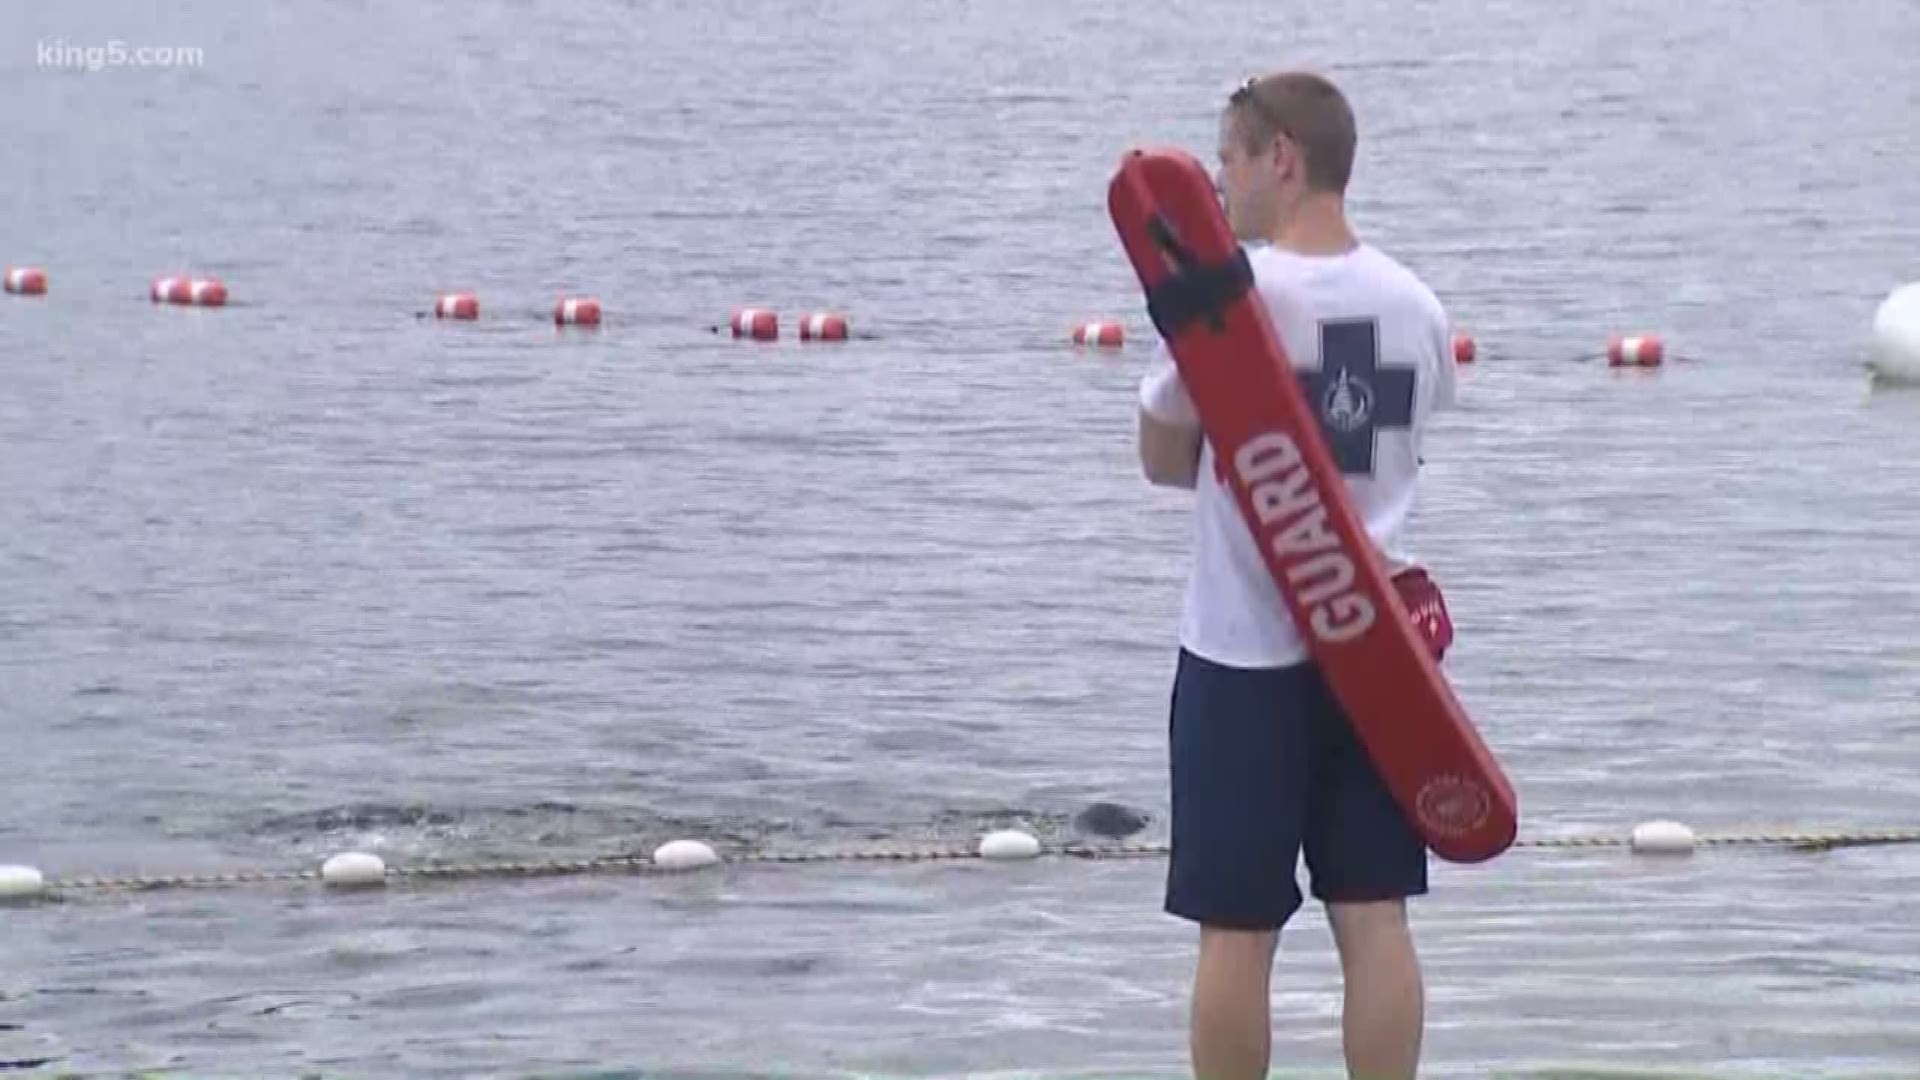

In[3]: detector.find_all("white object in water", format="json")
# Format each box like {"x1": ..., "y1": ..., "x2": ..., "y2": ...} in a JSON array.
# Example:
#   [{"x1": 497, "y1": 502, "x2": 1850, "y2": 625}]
[
  {"x1": 321, "y1": 851, "x2": 388, "y2": 887},
  {"x1": 1630, "y1": 820, "x2": 1697, "y2": 855},
  {"x1": 652, "y1": 839, "x2": 720, "y2": 871},
  {"x1": 1868, "y1": 281, "x2": 1920, "y2": 383},
  {"x1": 978, "y1": 829, "x2": 1042, "y2": 861},
  {"x1": 0, "y1": 864, "x2": 47, "y2": 900}
]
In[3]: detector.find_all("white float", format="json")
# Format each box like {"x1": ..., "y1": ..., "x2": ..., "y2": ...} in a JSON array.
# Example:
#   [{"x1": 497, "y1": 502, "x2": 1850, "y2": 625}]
[
  {"x1": 1630, "y1": 820, "x2": 1697, "y2": 855},
  {"x1": 978, "y1": 829, "x2": 1042, "y2": 861},
  {"x1": 321, "y1": 851, "x2": 388, "y2": 887},
  {"x1": 1867, "y1": 282, "x2": 1920, "y2": 384},
  {"x1": 0, "y1": 864, "x2": 48, "y2": 900},
  {"x1": 652, "y1": 839, "x2": 721, "y2": 871}
]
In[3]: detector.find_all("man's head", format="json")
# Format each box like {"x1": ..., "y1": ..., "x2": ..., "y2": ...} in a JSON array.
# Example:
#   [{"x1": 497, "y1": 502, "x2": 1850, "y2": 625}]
[{"x1": 1215, "y1": 71, "x2": 1357, "y2": 242}]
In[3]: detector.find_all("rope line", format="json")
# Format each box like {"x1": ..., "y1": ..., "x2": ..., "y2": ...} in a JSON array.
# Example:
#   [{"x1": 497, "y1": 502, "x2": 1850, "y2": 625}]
[{"x1": 7, "y1": 827, "x2": 1919, "y2": 902}]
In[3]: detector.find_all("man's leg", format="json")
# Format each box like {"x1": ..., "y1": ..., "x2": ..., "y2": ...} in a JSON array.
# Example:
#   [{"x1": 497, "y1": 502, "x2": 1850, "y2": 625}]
[
  {"x1": 1301, "y1": 668, "x2": 1431, "y2": 1080},
  {"x1": 1191, "y1": 926, "x2": 1279, "y2": 1080},
  {"x1": 1163, "y1": 650, "x2": 1315, "y2": 1080},
  {"x1": 1326, "y1": 899, "x2": 1423, "y2": 1080}
]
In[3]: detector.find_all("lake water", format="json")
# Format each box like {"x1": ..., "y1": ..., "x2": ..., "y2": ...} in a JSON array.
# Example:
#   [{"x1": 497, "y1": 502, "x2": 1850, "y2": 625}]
[{"x1": 4, "y1": 0, "x2": 1920, "y2": 1076}]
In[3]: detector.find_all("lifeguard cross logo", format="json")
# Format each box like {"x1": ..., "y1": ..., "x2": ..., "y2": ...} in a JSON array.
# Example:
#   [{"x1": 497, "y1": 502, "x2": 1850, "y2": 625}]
[{"x1": 1300, "y1": 318, "x2": 1415, "y2": 476}]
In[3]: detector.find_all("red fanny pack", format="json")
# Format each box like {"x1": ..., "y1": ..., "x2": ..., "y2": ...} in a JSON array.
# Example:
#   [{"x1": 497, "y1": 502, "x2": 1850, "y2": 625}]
[
  {"x1": 1392, "y1": 567, "x2": 1454, "y2": 661},
  {"x1": 1210, "y1": 455, "x2": 1455, "y2": 659}
]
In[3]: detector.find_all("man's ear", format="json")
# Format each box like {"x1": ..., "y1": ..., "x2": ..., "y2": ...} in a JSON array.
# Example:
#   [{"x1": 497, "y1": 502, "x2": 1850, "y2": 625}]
[{"x1": 1271, "y1": 136, "x2": 1295, "y2": 179}]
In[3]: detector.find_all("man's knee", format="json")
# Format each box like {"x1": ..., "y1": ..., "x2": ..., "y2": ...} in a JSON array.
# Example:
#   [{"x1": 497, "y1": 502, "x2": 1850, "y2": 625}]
[
  {"x1": 1326, "y1": 898, "x2": 1413, "y2": 957},
  {"x1": 1197, "y1": 924, "x2": 1279, "y2": 970}
]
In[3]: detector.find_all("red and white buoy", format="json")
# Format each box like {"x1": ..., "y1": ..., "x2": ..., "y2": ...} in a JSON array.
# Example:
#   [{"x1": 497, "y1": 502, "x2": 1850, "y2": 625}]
[
  {"x1": 555, "y1": 296, "x2": 602, "y2": 326},
  {"x1": 1608, "y1": 334, "x2": 1664, "y2": 367},
  {"x1": 434, "y1": 292, "x2": 479, "y2": 320},
  {"x1": 798, "y1": 312, "x2": 848, "y2": 342},
  {"x1": 150, "y1": 276, "x2": 227, "y2": 307},
  {"x1": 1452, "y1": 332, "x2": 1476, "y2": 364},
  {"x1": 1073, "y1": 321, "x2": 1124, "y2": 348},
  {"x1": 731, "y1": 308, "x2": 778, "y2": 341},
  {"x1": 4, "y1": 266, "x2": 47, "y2": 296}
]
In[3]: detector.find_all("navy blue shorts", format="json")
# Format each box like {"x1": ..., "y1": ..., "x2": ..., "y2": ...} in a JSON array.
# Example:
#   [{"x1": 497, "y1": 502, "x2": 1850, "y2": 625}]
[{"x1": 1164, "y1": 648, "x2": 1428, "y2": 930}]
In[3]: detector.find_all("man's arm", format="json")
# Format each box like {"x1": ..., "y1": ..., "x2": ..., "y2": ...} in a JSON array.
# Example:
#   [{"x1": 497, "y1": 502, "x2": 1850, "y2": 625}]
[
  {"x1": 1139, "y1": 408, "x2": 1202, "y2": 488},
  {"x1": 1137, "y1": 351, "x2": 1203, "y2": 488}
]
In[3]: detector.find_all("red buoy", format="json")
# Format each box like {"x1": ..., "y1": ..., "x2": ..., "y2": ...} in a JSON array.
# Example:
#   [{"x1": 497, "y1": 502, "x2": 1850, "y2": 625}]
[
  {"x1": 150, "y1": 276, "x2": 227, "y2": 306},
  {"x1": 798, "y1": 312, "x2": 848, "y2": 342},
  {"x1": 435, "y1": 293, "x2": 479, "y2": 320},
  {"x1": 555, "y1": 296, "x2": 602, "y2": 326},
  {"x1": 731, "y1": 308, "x2": 778, "y2": 341},
  {"x1": 1608, "y1": 334, "x2": 1664, "y2": 367},
  {"x1": 1452, "y1": 332, "x2": 1476, "y2": 364},
  {"x1": 1073, "y1": 321, "x2": 1124, "y2": 348},
  {"x1": 4, "y1": 267, "x2": 47, "y2": 296}
]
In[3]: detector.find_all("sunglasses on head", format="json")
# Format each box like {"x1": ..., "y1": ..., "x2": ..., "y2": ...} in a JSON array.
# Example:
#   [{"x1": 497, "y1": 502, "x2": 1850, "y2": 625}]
[{"x1": 1228, "y1": 76, "x2": 1292, "y2": 141}]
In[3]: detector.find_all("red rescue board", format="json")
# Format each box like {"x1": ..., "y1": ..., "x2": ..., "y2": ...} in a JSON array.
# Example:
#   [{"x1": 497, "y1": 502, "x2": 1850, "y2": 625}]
[{"x1": 1107, "y1": 146, "x2": 1517, "y2": 864}]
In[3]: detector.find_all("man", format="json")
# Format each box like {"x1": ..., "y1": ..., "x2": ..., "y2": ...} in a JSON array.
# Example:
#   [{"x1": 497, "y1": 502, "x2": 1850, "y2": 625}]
[{"x1": 1134, "y1": 71, "x2": 1458, "y2": 1080}]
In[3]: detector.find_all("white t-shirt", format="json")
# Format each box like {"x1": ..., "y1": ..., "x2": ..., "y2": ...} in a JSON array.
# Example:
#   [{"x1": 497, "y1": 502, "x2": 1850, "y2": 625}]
[{"x1": 1138, "y1": 241, "x2": 1456, "y2": 670}]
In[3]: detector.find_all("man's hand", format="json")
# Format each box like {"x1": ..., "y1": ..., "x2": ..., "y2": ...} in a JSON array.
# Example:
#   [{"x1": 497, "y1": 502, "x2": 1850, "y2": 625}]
[{"x1": 1393, "y1": 567, "x2": 1454, "y2": 660}]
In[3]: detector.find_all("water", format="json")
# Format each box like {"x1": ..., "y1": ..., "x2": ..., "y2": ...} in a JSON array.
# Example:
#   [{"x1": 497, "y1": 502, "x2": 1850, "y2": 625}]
[{"x1": 4, "y1": 0, "x2": 1920, "y2": 1075}]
